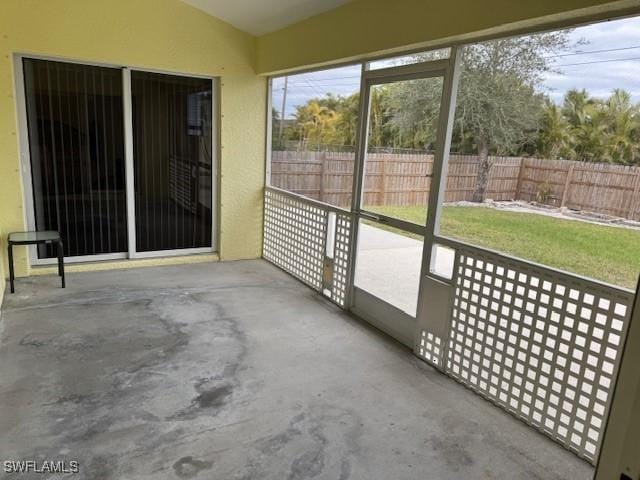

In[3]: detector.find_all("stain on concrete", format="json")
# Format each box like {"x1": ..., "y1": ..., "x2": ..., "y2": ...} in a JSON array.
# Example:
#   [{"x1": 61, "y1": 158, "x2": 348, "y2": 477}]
[
  {"x1": 236, "y1": 404, "x2": 363, "y2": 480},
  {"x1": 287, "y1": 424, "x2": 327, "y2": 480},
  {"x1": 53, "y1": 393, "x2": 95, "y2": 405},
  {"x1": 19, "y1": 333, "x2": 50, "y2": 347},
  {"x1": 172, "y1": 456, "x2": 213, "y2": 478},
  {"x1": 257, "y1": 413, "x2": 306, "y2": 455},
  {"x1": 428, "y1": 435, "x2": 474, "y2": 470},
  {"x1": 194, "y1": 383, "x2": 233, "y2": 409}
]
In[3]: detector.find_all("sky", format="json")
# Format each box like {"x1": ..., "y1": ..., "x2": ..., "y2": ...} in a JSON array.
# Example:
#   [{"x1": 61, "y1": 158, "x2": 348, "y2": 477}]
[{"x1": 272, "y1": 15, "x2": 640, "y2": 119}]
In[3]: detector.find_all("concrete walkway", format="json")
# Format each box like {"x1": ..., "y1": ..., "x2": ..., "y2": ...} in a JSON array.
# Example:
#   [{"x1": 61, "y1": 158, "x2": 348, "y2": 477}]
[
  {"x1": 0, "y1": 261, "x2": 592, "y2": 479},
  {"x1": 355, "y1": 224, "x2": 454, "y2": 315}
]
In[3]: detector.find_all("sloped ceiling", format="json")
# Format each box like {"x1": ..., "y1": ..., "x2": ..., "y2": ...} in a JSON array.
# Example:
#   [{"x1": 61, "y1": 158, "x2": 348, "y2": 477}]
[{"x1": 181, "y1": 0, "x2": 352, "y2": 35}]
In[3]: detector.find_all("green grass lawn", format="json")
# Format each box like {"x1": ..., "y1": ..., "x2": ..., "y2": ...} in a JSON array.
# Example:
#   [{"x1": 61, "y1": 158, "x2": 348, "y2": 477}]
[{"x1": 365, "y1": 205, "x2": 640, "y2": 289}]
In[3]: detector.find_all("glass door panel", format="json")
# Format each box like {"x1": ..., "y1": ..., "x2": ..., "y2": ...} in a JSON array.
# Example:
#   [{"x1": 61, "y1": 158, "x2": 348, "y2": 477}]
[
  {"x1": 23, "y1": 58, "x2": 127, "y2": 258},
  {"x1": 131, "y1": 71, "x2": 213, "y2": 252}
]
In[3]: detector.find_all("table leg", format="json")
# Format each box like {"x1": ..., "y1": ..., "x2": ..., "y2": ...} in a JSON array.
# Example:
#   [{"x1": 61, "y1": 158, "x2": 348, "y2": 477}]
[
  {"x1": 8, "y1": 243, "x2": 15, "y2": 294},
  {"x1": 57, "y1": 240, "x2": 65, "y2": 288}
]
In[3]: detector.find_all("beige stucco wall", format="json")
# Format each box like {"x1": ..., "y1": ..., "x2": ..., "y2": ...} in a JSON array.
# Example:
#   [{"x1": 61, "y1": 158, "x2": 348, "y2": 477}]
[{"x1": 0, "y1": 0, "x2": 266, "y2": 280}]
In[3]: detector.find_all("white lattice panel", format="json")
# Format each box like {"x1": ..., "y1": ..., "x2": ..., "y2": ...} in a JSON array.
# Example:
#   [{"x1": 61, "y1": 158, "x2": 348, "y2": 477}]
[
  {"x1": 263, "y1": 188, "x2": 353, "y2": 306},
  {"x1": 444, "y1": 245, "x2": 633, "y2": 463},
  {"x1": 330, "y1": 213, "x2": 352, "y2": 306},
  {"x1": 418, "y1": 330, "x2": 444, "y2": 367},
  {"x1": 263, "y1": 189, "x2": 327, "y2": 290}
]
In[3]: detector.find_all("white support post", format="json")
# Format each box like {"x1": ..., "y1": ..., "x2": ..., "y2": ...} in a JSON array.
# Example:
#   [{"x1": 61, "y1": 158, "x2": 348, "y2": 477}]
[
  {"x1": 122, "y1": 68, "x2": 137, "y2": 258},
  {"x1": 265, "y1": 77, "x2": 273, "y2": 188},
  {"x1": 423, "y1": 47, "x2": 461, "y2": 266},
  {"x1": 414, "y1": 46, "x2": 462, "y2": 360},
  {"x1": 345, "y1": 63, "x2": 370, "y2": 308}
]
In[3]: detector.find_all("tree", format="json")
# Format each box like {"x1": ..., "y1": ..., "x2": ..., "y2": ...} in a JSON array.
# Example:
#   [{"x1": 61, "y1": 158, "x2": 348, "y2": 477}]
[
  {"x1": 453, "y1": 33, "x2": 573, "y2": 201},
  {"x1": 538, "y1": 101, "x2": 573, "y2": 159},
  {"x1": 367, "y1": 86, "x2": 393, "y2": 149},
  {"x1": 383, "y1": 32, "x2": 574, "y2": 201},
  {"x1": 271, "y1": 107, "x2": 283, "y2": 150},
  {"x1": 602, "y1": 89, "x2": 640, "y2": 164},
  {"x1": 385, "y1": 78, "x2": 442, "y2": 150},
  {"x1": 325, "y1": 93, "x2": 360, "y2": 147},
  {"x1": 294, "y1": 100, "x2": 340, "y2": 148},
  {"x1": 562, "y1": 89, "x2": 592, "y2": 126},
  {"x1": 551, "y1": 89, "x2": 640, "y2": 165}
]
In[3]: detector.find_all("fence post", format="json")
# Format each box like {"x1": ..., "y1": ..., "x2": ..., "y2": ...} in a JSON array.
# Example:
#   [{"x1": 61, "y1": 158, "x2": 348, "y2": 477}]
[
  {"x1": 514, "y1": 158, "x2": 527, "y2": 200},
  {"x1": 560, "y1": 163, "x2": 575, "y2": 208},
  {"x1": 381, "y1": 155, "x2": 388, "y2": 205},
  {"x1": 627, "y1": 171, "x2": 640, "y2": 220},
  {"x1": 319, "y1": 153, "x2": 326, "y2": 202}
]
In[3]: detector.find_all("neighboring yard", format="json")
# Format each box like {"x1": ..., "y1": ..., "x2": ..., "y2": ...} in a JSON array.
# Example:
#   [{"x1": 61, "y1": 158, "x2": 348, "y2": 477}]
[{"x1": 366, "y1": 205, "x2": 640, "y2": 289}]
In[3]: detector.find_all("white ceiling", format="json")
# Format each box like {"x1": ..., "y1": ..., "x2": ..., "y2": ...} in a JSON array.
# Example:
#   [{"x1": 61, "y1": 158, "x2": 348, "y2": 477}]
[{"x1": 181, "y1": 0, "x2": 351, "y2": 36}]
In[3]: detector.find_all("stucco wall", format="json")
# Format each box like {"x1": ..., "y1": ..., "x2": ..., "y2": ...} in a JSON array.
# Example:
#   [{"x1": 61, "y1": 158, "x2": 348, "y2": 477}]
[{"x1": 0, "y1": 0, "x2": 266, "y2": 279}]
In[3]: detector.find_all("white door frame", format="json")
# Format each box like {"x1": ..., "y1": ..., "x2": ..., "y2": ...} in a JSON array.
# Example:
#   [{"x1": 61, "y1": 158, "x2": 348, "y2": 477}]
[
  {"x1": 13, "y1": 54, "x2": 219, "y2": 265},
  {"x1": 346, "y1": 48, "x2": 461, "y2": 347}
]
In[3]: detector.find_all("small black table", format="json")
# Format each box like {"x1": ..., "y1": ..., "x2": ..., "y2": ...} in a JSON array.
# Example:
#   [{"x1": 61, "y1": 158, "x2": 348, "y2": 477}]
[{"x1": 7, "y1": 231, "x2": 65, "y2": 293}]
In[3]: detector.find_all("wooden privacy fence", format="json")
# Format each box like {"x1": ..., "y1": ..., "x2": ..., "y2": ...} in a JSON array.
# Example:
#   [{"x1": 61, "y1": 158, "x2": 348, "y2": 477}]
[
  {"x1": 270, "y1": 151, "x2": 522, "y2": 207},
  {"x1": 517, "y1": 158, "x2": 640, "y2": 221},
  {"x1": 270, "y1": 151, "x2": 640, "y2": 221}
]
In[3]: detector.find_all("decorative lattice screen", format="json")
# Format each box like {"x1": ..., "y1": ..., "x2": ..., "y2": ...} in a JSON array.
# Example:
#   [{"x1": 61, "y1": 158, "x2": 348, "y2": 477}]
[
  {"x1": 263, "y1": 187, "x2": 352, "y2": 307},
  {"x1": 330, "y1": 213, "x2": 352, "y2": 306},
  {"x1": 418, "y1": 243, "x2": 634, "y2": 463}
]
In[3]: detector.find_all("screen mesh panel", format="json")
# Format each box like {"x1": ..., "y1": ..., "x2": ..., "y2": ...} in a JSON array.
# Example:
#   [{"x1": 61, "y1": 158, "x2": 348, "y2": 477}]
[
  {"x1": 23, "y1": 58, "x2": 127, "y2": 258},
  {"x1": 131, "y1": 71, "x2": 213, "y2": 252}
]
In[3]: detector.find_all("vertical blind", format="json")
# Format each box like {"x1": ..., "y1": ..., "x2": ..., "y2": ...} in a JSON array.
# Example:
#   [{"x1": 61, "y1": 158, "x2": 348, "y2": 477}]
[
  {"x1": 22, "y1": 59, "x2": 214, "y2": 259},
  {"x1": 23, "y1": 58, "x2": 127, "y2": 258},
  {"x1": 131, "y1": 71, "x2": 213, "y2": 252}
]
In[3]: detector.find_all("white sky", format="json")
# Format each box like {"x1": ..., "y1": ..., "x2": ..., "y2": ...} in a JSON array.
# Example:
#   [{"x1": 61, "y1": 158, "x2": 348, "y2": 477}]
[
  {"x1": 543, "y1": 15, "x2": 640, "y2": 103},
  {"x1": 273, "y1": 15, "x2": 640, "y2": 119}
]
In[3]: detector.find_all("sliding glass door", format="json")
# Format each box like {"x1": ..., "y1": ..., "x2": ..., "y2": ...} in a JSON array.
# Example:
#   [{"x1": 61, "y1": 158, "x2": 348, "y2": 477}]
[
  {"x1": 20, "y1": 57, "x2": 216, "y2": 263},
  {"x1": 131, "y1": 72, "x2": 213, "y2": 253},
  {"x1": 23, "y1": 58, "x2": 127, "y2": 259}
]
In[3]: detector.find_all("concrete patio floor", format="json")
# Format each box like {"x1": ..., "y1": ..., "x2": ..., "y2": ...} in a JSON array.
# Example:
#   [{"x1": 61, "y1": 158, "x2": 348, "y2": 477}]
[
  {"x1": 355, "y1": 224, "x2": 454, "y2": 315},
  {"x1": 0, "y1": 260, "x2": 593, "y2": 479}
]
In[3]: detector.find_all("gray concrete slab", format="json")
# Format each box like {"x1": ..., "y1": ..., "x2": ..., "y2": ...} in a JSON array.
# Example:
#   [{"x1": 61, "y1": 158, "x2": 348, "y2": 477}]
[
  {"x1": 0, "y1": 261, "x2": 593, "y2": 479},
  {"x1": 355, "y1": 224, "x2": 455, "y2": 315}
]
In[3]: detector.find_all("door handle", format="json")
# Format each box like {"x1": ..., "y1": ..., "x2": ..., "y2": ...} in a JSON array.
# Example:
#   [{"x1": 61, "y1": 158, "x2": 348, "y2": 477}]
[{"x1": 359, "y1": 211, "x2": 380, "y2": 221}]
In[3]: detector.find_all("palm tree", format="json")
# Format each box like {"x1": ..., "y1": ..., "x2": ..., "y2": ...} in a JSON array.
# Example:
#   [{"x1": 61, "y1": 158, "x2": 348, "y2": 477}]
[
  {"x1": 539, "y1": 101, "x2": 572, "y2": 158},
  {"x1": 572, "y1": 102, "x2": 609, "y2": 162},
  {"x1": 562, "y1": 89, "x2": 592, "y2": 127},
  {"x1": 295, "y1": 101, "x2": 339, "y2": 148},
  {"x1": 603, "y1": 89, "x2": 640, "y2": 164}
]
